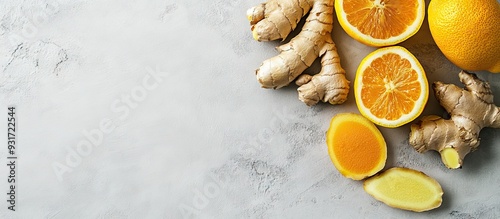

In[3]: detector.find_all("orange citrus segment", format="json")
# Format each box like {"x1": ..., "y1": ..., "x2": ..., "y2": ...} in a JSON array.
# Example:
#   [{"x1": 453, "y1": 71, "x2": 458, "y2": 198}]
[
  {"x1": 354, "y1": 46, "x2": 428, "y2": 128},
  {"x1": 326, "y1": 113, "x2": 387, "y2": 180},
  {"x1": 335, "y1": 0, "x2": 425, "y2": 47}
]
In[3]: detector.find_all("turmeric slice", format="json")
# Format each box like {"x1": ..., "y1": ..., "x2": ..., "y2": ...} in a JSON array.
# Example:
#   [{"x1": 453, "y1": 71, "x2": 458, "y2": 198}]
[{"x1": 326, "y1": 113, "x2": 387, "y2": 180}]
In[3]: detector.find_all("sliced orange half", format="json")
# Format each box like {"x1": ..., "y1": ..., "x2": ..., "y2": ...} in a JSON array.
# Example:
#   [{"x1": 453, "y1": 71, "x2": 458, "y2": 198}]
[
  {"x1": 335, "y1": 0, "x2": 425, "y2": 47},
  {"x1": 354, "y1": 46, "x2": 428, "y2": 128}
]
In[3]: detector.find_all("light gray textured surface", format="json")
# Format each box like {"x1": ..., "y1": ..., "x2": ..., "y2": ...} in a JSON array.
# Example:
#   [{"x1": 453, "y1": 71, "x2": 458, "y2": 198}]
[{"x1": 1, "y1": 0, "x2": 500, "y2": 218}]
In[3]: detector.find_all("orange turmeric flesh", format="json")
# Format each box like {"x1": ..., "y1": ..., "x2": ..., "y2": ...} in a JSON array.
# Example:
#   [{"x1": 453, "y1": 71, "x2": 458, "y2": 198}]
[{"x1": 327, "y1": 113, "x2": 387, "y2": 180}]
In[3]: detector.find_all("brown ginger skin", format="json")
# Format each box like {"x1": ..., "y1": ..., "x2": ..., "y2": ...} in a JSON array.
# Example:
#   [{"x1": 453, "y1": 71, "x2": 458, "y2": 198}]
[
  {"x1": 247, "y1": 0, "x2": 349, "y2": 106},
  {"x1": 409, "y1": 71, "x2": 500, "y2": 169}
]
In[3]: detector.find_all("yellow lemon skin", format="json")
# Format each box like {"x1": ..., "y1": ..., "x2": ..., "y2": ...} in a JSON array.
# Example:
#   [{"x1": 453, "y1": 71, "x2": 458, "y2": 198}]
[{"x1": 428, "y1": 0, "x2": 500, "y2": 73}]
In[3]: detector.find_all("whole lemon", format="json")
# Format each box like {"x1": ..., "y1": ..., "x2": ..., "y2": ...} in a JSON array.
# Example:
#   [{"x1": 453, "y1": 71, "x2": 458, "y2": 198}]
[{"x1": 428, "y1": 0, "x2": 500, "y2": 73}]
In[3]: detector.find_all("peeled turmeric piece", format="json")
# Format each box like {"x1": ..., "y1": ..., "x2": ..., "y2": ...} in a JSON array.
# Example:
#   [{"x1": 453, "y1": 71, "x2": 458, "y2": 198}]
[
  {"x1": 326, "y1": 113, "x2": 387, "y2": 180},
  {"x1": 364, "y1": 167, "x2": 443, "y2": 212}
]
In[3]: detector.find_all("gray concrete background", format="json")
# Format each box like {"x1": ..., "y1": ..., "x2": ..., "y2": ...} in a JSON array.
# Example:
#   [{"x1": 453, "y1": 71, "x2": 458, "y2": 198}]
[{"x1": 0, "y1": 0, "x2": 499, "y2": 218}]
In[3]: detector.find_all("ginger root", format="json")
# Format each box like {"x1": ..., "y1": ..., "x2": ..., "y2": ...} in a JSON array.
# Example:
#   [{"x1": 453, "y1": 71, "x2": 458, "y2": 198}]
[
  {"x1": 364, "y1": 167, "x2": 443, "y2": 212},
  {"x1": 247, "y1": 0, "x2": 350, "y2": 106},
  {"x1": 409, "y1": 71, "x2": 500, "y2": 169}
]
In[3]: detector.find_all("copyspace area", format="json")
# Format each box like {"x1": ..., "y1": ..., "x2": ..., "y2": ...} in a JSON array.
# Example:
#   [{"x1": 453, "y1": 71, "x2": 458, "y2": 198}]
[{"x1": 0, "y1": 0, "x2": 499, "y2": 218}]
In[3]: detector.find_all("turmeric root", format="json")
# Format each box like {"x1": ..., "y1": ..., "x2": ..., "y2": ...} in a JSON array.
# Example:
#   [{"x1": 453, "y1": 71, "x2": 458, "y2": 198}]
[
  {"x1": 326, "y1": 113, "x2": 387, "y2": 180},
  {"x1": 247, "y1": 0, "x2": 350, "y2": 106},
  {"x1": 409, "y1": 71, "x2": 500, "y2": 169}
]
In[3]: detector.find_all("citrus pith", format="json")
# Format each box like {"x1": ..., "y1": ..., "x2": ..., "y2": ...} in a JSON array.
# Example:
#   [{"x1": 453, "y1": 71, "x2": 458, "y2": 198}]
[
  {"x1": 354, "y1": 46, "x2": 428, "y2": 128},
  {"x1": 335, "y1": 0, "x2": 425, "y2": 47}
]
